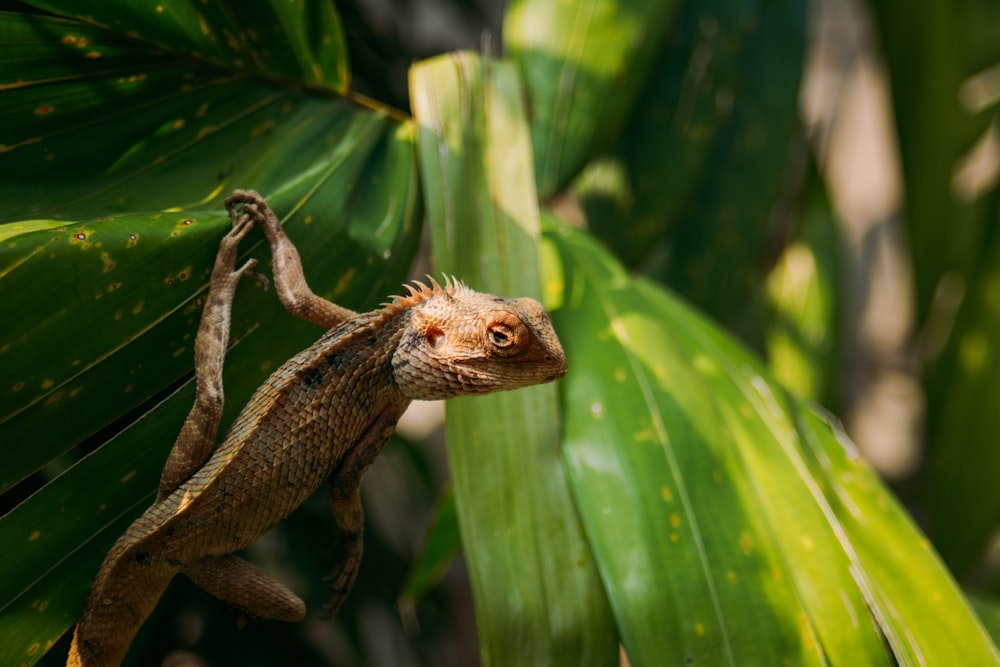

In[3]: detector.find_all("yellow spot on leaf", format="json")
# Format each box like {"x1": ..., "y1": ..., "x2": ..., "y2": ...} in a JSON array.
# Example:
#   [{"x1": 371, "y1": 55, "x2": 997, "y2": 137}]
[
  {"x1": 34, "y1": 105, "x2": 54, "y2": 115},
  {"x1": 172, "y1": 347, "x2": 186, "y2": 358},
  {"x1": 336, "y1": 267, "x2": 358, "y2": 293},
  {"x1": 727, "y1": 571, "x2": 738, "y2": 583},
  {"x1": 40, "y1": 379, "x2": 54, "y2": 390},
  {"x1": 960, "y1": 329, "x2": 991, "y2": 373},
  {"x1": 12, "y1": 381, "x2": 25, "y2": 392},
  {"x1": 739, "y1": 530, "x2": 753, "y2": 555},
  {"x1": 669, "y1": 513, "x2": 681, "y2": 528},
  {"x1": 801, "y1": 534, "x2": 815, "y2": 551},
  {"x1": 614, "y1": 368, "x2": 626, "y2": 382},
  {"x1": 692, "y1": 354, "x2": 718, "y2": 376},
  {"x1": 62, "y1": 35, "x2": 77, "y2": 45},
  {"x1": 250, "y1": 121, "x2": 273, "y2": 137},
  {"x1": 108, "y1": 282, "x2": 122, "y2": 292},
  {"x1": 85, "y1": 51, "x2": 101, "y2": 59},
  {"x1": 634, "y1": 427, "x2": 654, "y2": 442},
  {"x1": 27, "y1": 530, "x2": 40, "y2": 542},
  {"x1": 173, "y1": 118, "x2": 186, "y2": 130},
  {"x1": 120, "y1": 470, "x2": 137, "y2": 483},
  {"x1": 43, "y1": 391, "x2": 64, "y2": 406},
  {"x1": 38, "y1": 600, "x2": 48, "y2": 612},
  {"x1": 132, "y1": 301, "x2": 144, "y2": 315},
  {"x1": 694, "y1": 622, "x2": 705, "y2": 636},
  {"x1": 304, "y1": 215, "x2": 313, "y2": 224},
  {"x1": 660, "y1": 487, "x2": 673, "y2": 503}
]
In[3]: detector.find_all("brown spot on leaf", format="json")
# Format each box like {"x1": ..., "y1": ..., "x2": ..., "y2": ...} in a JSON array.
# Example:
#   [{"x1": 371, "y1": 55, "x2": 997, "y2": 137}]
[{"x1": 34, "y1": 105, "x2": 54, "y2": 115}]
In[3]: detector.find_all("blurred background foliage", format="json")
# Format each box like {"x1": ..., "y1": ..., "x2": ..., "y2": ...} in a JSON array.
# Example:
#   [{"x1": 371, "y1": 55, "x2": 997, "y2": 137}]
[{"x1": 2, "y1": 0, "x2": 1000, "y2": 664}]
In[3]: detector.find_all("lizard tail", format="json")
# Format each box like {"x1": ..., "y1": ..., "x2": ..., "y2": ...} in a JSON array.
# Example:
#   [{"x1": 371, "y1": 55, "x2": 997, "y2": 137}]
[{"x1": 66, "y1": 538, "x2": 176, "y2": 667}]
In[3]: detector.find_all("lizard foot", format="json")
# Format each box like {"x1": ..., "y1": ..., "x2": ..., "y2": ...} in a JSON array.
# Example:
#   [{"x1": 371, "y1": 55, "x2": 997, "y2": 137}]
[
  {"x1": 225, "y1": 189, "x2": 269, "y2": 225},
  {"x1": 320, "y1": 560, "x2": 359, "y2": 619},
  {"x1": 220, "y1": 193, "x2": 270, "y2": 291}
]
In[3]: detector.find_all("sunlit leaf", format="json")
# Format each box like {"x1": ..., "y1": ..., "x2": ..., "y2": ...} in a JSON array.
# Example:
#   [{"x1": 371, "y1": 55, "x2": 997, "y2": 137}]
[
  {"x1": 544, "y1": 215, "x2": 1000, "y2": 665},
  {"x1": 410, "y1": 52, "x2": 616, "y2": 666}
]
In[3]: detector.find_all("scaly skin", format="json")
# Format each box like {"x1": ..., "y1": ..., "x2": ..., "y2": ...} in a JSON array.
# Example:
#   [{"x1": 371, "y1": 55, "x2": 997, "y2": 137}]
[{"x1": 67, "y1": 190, "x2": 567, "y2": 666}]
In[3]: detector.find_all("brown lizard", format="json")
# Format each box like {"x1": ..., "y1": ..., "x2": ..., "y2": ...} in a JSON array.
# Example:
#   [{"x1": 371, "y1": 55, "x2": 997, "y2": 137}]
[{"x1": 66, "y1": 190, "x2": 567, "y2": 666}]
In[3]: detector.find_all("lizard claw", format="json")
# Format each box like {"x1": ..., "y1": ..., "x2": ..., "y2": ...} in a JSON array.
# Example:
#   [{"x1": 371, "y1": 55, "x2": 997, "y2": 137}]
[
  {"x1": 319, "y1": 560, "x2": 358, "y2": 619},
  {"x1": 236, "y1": 257, "x2": 270, "y2": 292}
]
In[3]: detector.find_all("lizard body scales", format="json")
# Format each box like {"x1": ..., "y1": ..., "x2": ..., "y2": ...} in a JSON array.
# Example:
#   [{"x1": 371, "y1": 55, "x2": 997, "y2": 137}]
[{"x1": 67, "y1": 190, "x2": 567, "y2": 666}]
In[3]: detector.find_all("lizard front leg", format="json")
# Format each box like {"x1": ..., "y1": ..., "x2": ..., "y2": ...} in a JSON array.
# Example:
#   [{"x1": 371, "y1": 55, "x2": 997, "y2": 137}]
[
  {"x1": 157, "y1": 212, "x2": 268, "y2": 498},
  {"x1": 225, "y1": 190, "x2": 357, "y2": 330},
  {"x1": 68, "y1": 218, "x2": 266, "y2": 667},
  {"x1": 323, "y1": 402, "x2": 409, "y2": 616}
]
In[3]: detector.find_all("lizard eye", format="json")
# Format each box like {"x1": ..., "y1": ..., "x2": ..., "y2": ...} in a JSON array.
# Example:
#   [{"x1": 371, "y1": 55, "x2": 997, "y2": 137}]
[
  {"x1": 485, "y1": 313, "x2": 527, "y2": 356},
  {"x1": 488, "y1": 324, "x2": 513, "y2": 347}
]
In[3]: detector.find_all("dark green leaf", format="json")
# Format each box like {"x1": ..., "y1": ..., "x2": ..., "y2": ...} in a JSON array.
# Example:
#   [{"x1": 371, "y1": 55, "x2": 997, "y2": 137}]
[
  {"x1": 0, "y1": 6, "x2": 421, "y2": 663},
  {"x1": 504, "y1": 0, "x2": 680, "y2": 198},
  {"x1": 578, "y1": 0, "x2": 807, "y2": 340}
]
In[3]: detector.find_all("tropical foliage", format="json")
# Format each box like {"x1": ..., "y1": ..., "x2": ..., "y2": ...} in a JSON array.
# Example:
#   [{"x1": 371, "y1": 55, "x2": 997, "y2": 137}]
[{"x1": 1, "y1": 0, "x2": 999, "y2": 665}]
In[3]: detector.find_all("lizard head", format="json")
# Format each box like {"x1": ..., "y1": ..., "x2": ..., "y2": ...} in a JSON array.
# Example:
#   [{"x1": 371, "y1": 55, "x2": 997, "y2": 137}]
[{"x1": 390, "y1": 280, "x2": 568, "y2": 400}]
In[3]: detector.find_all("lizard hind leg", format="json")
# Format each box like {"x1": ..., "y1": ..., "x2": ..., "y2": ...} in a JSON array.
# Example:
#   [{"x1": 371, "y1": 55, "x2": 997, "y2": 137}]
[{"x1": 183, "y1": 555, "x2": 305, "y2": 622}]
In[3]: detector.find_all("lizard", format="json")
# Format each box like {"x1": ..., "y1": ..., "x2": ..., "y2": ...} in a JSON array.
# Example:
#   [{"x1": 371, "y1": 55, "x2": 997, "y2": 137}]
[{"x1": 67, "y1": 189, "x2": 567, "y2": 667}]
